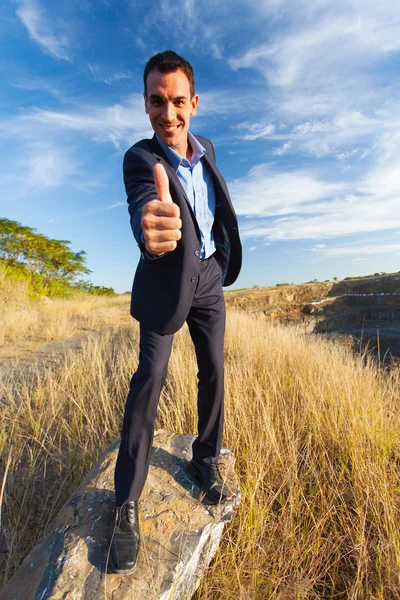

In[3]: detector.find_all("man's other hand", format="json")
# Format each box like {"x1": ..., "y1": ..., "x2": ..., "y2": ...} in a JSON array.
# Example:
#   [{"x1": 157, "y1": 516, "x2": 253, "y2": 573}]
[{"x1": 141, "y1": 163, "x2": 182, "y2": 256}]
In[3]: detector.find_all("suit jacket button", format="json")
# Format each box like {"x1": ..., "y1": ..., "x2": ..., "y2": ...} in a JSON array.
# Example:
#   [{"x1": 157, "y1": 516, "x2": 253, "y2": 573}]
[
  {"x1": 194, "y1": 250, "x2": 200, "y2": 257},
  {"x1": 191, "y1": 276, "x2": 197, "y2": 283}
]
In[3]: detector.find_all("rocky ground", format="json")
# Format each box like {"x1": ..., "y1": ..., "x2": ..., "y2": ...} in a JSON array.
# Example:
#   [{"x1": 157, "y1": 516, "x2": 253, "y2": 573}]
[
  {"x1": 225, "y1": 273, "x2": 400, "y2": 363},
  {"x1": 1, "y1": 432, "x2": 240, "y2": 600}
]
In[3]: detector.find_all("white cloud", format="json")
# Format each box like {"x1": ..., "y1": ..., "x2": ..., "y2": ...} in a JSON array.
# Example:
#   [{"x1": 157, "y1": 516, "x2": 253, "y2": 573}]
[
  {"x1": 210, "y1": 42, "x2": 223, "y2": 60},
  {"x1": 230, "y1": 164, "x2": 343, "y2": 217},
  {"x1": 103, "y1": 72, "x2": 133, "y2": 85},
  {"x1": 230, "y1": 7, "x2": 400, "y2": 94},
  {"x1": 10, "y1": 78, "x2": 62, "y2": 98},
  {"x1": 87, "y1": 64, "x2": 133, "y2": 85},
  {"x1": 231, "y1": 158, "x2": 400, "y2": 242},
  {"x1": 135, "y1": 37, "x2": 145, "y2": 50},
  {"x1": 235, "y1": 121, "x2": 275, "y2": 141},
  {"x1": 2, "y1": 94, "x2": 152, "y2": 151},
  {"x1": 11, "y1": 140, "x2": 96, "y2": 193},
  {"x1": 337, "y1": 149, "x2": 361, "y2": 161},
  {"x1": 292, "y1": 121, "x2": 332, "y2": 135},
  {"x1": 26, "y1": 143, "x2": 76, "y2": 187},
  {"x1": 240, "y1": 106, "x2": 392, "y2": 160},
  {"x1": 227, "y1": 1, "x2": 400, "y2": 165},
  {"x1": 240, "y1": 207, "x2": 400, "y2": 242},
  {"x1": 248, "y1": 246, "x2": 256, "y2": 251},
  {"x1": 0, "y1": 93, "x2": 154, "y2": 197},
  {"x1": 136, "y1": 0, "x2": 219, "y2": 55},
  {"x1": 16, "y1": 0, "x2": 71, "y2": 61},
  {"x1": 197, "y1": 91, "x2": 250, "y2": 116},
  {"x1": 273, "y1": 141, "x2": 292, "y2": 156},
  {"x1": 105, "y1": 202, "x2": 125, "y2": 210},
  {"x1": 320, "y1": 242, "x2": 400, "y2": 257}
]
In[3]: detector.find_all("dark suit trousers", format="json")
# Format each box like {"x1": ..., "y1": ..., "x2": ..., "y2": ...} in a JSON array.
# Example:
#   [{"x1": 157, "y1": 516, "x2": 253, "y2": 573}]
[{"x1": 114, "y1": 255, "x2": 226, "y2": 504}]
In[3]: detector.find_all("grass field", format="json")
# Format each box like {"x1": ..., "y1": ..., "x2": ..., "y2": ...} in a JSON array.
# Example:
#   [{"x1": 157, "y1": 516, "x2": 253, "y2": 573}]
[
  {"x1": 0, "y1": 265, "x2": 131, "y2": 362},
  {"x1": 1, "y1": 294, "x2": 400, "y2": 598}
]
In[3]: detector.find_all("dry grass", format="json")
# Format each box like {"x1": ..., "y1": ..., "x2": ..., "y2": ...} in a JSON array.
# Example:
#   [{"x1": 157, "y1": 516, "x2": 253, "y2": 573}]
[
  {"x1": 1, "y1": 310, "x2": 400, "y2": 598},
  {"x1": 0, "y1": 266, "x2": 130, "y2": 349}
]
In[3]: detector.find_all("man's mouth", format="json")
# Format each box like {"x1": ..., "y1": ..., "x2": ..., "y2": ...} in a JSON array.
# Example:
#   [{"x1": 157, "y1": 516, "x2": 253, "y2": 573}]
[{"x1": 160, "y1": 123, "x2": 181, "y2": 133}]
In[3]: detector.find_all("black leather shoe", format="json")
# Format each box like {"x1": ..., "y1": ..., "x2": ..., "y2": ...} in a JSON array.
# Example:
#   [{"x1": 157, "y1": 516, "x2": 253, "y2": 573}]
[
  {"x1": 187, "y1": 457, "x2": 234, "y2": 505},
  {"x1": 109, "y1": 501, "x2": 140, "y2": 574}
]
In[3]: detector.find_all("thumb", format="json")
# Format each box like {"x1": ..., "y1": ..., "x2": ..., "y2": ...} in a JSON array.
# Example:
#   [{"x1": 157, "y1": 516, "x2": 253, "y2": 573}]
[{"x1": 153, "y1": 163, "x2": 172, "y2": 203}]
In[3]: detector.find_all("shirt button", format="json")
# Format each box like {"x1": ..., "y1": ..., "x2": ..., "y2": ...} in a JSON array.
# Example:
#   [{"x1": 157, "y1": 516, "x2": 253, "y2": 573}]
[
  {"x1": 194, "y1": 250, "x2": 200, "y2": 257},
  {"x1": 191, "y1": 276, "x2": 197, "y2": 283}
]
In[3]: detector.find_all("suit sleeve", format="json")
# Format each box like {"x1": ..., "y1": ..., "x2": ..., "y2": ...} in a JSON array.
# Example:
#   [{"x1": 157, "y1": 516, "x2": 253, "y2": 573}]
[{"x1": 123, "y1": 147, "x2": 158, "y2": 249}]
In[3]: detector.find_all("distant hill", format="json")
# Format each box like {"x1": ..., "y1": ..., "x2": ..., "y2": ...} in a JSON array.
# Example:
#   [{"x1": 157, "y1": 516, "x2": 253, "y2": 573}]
[{"x1": 225, "y1": 272, "x2": 400, "y2": 361}]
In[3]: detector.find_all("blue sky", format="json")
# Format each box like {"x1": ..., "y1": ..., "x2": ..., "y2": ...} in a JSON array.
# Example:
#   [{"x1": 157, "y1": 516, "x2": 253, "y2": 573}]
[{"x1": 1, "y1": 0, "x2": 400, "y2": 292}]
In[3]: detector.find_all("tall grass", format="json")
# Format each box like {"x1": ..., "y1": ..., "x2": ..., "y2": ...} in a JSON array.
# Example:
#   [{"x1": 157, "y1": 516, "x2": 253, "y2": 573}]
[
  {"x1": 0, "y1": 293, "x2": 130, "y2": 347},
  {"x1": 0, "y1": 264, "x2": 130, "y2": 347},
  {"x1": 1, "y1": 312, "x2": 399, "y2": 598}
]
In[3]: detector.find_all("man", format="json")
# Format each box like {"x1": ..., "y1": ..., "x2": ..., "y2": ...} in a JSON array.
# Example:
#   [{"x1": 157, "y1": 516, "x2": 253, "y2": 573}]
[{"x1": 110, "y1": 51, "x2": 242, "y2": 575}]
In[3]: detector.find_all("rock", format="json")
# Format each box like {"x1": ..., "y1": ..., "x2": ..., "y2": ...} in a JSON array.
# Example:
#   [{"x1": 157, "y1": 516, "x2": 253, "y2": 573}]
[{"x1": 1, "y1": 431, "x2": 240, "y2": 600}]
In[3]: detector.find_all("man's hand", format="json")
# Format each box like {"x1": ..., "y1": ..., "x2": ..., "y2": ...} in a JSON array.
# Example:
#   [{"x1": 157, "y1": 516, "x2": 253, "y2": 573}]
[{"x1": 141, "y1": 163, "x2": 182, "y2": 256}]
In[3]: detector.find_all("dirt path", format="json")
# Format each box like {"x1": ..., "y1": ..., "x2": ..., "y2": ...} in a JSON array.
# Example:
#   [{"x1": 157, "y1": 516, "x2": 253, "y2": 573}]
[{"x1": 0, "y1": 306, "x2": 134, "y2": 383}]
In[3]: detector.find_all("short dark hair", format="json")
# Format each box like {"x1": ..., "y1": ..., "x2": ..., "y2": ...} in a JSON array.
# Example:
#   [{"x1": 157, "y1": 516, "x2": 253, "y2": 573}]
[{"x1": 143, "y1": 51, "x2": 195, "y2": 98}]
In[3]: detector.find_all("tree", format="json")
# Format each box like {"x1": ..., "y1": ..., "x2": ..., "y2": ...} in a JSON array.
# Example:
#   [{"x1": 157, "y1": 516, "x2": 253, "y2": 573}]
[
  {"x1": 0, "y1": 218, "x2": 91, "y2": 282},
  {"x1": 74, "y1": 280, "x2": 115, "y2": 296}
]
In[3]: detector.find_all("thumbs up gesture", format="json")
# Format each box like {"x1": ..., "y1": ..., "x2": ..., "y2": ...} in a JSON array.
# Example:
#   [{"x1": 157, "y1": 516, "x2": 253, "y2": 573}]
[{"x1": 141, "y1": 164, "x2": 182, "y2": 256}]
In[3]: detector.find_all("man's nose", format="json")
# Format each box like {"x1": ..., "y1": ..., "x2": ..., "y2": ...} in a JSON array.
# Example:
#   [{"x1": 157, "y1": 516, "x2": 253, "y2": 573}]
[{"x1": 162, "y1": 102, "x2": 176, "y2": 122}]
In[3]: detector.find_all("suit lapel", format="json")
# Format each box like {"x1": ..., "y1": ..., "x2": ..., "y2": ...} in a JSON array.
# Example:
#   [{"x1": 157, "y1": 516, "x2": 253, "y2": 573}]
[{"x1": 202, "y1": 149, "x2": 236, "y2": 217}]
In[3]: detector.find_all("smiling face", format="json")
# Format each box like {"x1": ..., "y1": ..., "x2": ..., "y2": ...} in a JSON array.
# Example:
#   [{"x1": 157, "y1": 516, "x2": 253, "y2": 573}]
[{"x1": 144, "y1": 68, "x2": 199, "y2": 159}]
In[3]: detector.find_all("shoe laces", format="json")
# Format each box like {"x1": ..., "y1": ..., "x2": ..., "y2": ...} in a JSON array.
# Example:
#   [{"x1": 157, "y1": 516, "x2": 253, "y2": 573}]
[
  {"x1": 202, "y1": 456, "x2": 223, "y2": 477},
  {"x1": 209, "y1": 461, "x2": 222, "y2": 480},
  {"x1": 118, "y1": 502, "x2": 136, "y2": 524}
]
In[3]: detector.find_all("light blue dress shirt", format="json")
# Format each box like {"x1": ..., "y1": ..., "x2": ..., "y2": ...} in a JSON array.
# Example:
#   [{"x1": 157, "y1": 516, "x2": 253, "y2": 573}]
[{"x1": 156, "y1": 132, "x2": 216, "y2": 259}]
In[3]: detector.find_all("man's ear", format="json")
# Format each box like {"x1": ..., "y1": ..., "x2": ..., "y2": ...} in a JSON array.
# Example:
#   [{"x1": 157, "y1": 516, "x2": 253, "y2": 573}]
[
  {"x1": 144, "y1": 92, "x2": 149, "y2": 114},
  {"x1": 190, "y1": 94, "x2": 199, "y2": 116}
]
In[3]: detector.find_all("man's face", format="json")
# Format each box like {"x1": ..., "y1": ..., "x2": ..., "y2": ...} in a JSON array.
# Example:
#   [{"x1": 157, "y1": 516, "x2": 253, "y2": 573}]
[{"x1": 144, "y1": 68, "x2": 199, "y2": 158}]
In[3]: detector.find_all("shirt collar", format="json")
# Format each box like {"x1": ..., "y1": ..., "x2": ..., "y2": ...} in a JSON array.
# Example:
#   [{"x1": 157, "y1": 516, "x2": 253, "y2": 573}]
[{"x1": 156, "y1": 132, "x2": 206, "y2": 172}]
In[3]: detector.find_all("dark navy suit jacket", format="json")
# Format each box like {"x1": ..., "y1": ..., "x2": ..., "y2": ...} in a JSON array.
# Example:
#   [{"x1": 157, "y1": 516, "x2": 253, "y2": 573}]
[{"x1": 123, "y1": 134, "x2": 242, "y2": 335}]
